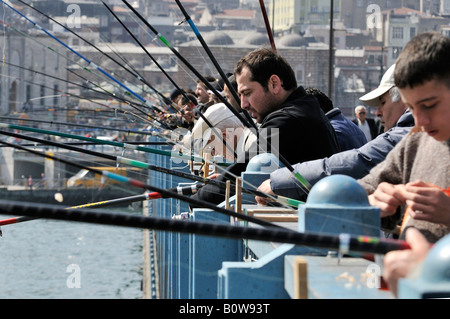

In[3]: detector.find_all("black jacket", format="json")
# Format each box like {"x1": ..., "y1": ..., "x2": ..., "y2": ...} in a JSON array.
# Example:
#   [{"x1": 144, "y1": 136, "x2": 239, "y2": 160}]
[
  {"x1": 190, "y1": 86, "x2": 339, "y2": 207},
  {"x1": 351, "y1": 118, "x2": 379, "y2": 140}
]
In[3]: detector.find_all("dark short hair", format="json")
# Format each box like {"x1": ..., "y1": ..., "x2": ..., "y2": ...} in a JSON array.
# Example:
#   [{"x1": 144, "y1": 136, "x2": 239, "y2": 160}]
[
  {"x1": 234, "y1": 48, "x2": 297, "y2": 91},
  {"x1": 179, "y1": 93, "x2": 197, "y2": 106},
  {"x1": 394, "y1": 32, "x2": 450, "y2": 89},
  {"x1": 196, "y1": 75, "x2": 217, "y2": 87},
  {"x1": 305, "y1": 87, "x2": 333, "y2": 113}
]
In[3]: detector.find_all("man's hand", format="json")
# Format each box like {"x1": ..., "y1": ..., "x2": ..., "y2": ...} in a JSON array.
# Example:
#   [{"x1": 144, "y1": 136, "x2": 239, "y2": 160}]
[
  {"x1": 383, "y1": 227, "x2": 430, "y2": 297},
  {"x1": 255, "y1": 179, "x2": 276, "y2": 205}
]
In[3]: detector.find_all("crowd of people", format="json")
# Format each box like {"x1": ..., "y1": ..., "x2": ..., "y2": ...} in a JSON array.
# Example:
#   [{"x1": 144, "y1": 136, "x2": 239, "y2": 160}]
[{"x1": 150, "y1": 32, "x2": 449, "y2": 297}]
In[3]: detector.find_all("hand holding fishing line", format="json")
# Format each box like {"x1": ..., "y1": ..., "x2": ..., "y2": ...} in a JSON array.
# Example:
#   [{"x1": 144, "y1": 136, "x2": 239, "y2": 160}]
[{"x1": 400, "y1": 181, "x2": 450, "y2": 229}]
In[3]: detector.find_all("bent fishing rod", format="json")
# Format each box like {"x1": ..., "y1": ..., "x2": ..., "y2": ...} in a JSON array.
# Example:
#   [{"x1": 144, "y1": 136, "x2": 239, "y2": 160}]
[
  {"x1": 0, "y1": 200, "x2": 412, "y2": 255},
  {"x1": 0, "y1": 17, "x2": 163, "y2": 118},
  {"x1": 0, "y1": 122, "x2": 200, "y2": 162},
  {"x1": 15, "y1": 0, "x2": 173, "y2": 111},
  {"x1": 0, "y1": 185, "x2": 201, "y2": 227},
  {"x1": 121, "y1": 0, "x2": 255, "y2": 130},
  {"x1": 101, "y1": 1, "x2": 237, "y2": 160},
  {"x1": 122, "y1": 0, "x2": 312, "y2": 195},
  {"x1": 65, "y1": 69, "x2": 172, "y2": 129},
  {"x1": 0, "y1": 139, "x2": 285, "y2": 229},
  {"x1": 0, "y1": 120, "x2": 301, "y2": 210},
  {"x1": 0, "y1": 116, "x2": 157, "y2": 139},
  {"x1": 1, "y1": 58, "x2": 168, "y2": 128},
  {"x1": 0, "y1": 129, "x2": 302, "y2": 209},
  {"x1": 0, "y1": 0, "x2": 164, "y2": 115}
]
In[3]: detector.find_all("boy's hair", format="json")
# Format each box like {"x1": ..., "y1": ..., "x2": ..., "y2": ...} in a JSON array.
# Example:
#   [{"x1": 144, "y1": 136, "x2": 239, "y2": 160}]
[
  {"x1": 234, "y1": 48, "x2": 297, "y2": 91},
  {"x1": 394, "y1": 32, "x2": 450, "y2": 89}
]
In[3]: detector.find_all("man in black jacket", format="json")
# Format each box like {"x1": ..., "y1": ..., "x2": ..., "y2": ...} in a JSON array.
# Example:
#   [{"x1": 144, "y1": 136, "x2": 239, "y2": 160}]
[
  {"x1": 190, "y1": 48, "x2": 339, "y2": 207},
  {"x1": 352, "y1": 105, "x2": 379, "y2": 141}
]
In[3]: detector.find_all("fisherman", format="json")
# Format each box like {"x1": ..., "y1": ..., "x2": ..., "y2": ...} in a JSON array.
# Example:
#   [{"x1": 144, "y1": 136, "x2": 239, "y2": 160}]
[
  {"x1": 190, "y1": 48, "x2": 339, "y2": 207},
  {"x1": 305, "y1": 87, "x2": 367, "y2": 152},
  {"x1": 195, "y1": 76, "x2": 216, "y2": 114},
  {"x1": 255, "y1": 64, "x2": 413, "y2": 203},
  {"x1": 352, "y1": 105, "x2": 379, "y2": 141},
  {"x1": 359, "y1": 32, "x2": 450, "y2": 243}
]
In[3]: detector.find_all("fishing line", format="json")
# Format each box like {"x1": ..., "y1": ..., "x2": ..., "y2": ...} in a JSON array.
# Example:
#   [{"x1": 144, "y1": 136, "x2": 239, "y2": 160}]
[
  {"x1": 0, "y1": 128, "x2": 302, "y2": 209},
  {"x1": 1, "y1": 119, "x2": 297, "y2": 211},
  {"x1": 0, "y1": 139, "x2": 287, "y2": 229},
  {"x1": 121, "y1": 0, "x2": 312, "y2": 195},
  {"x1": 3, "y1": 2, "x2": 310, "y2": 206},
  {"x1": 0, "y1": 199, "x2": 412, "y2": 255},
  {"x1": 0, "y1": 0, "x2": 161, "y2": 113},
  {"x1": 16, "y1": 0, "x2": 169, "y2": 109},
  {"x1": 101, "y1": 1, "x2": 237, "y2": 161},
  {"x1": 0, "y1": 18, "x2": 159, "y2": 119},
  {"x1": 0, "y1": 184, "x2": 203, "y2": 227}
]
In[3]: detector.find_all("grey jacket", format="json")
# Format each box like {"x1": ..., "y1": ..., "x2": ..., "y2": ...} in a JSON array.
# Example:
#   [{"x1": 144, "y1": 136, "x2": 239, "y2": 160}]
[{"x1": 270, "y1": 110, "x2": 415, "y2": 201}]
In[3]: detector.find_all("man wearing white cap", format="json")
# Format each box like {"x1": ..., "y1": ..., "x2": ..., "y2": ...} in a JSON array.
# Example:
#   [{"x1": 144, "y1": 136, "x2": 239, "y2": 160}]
[
  {"x1": 255, "y1": 64, "x2": 414, "y2": 202},
  {"x1": 360, "y1": 64, "x2": 406, "y2": 134},
  {"x1": 185, "y1": 103, "x2": 244, "y2": 162}
]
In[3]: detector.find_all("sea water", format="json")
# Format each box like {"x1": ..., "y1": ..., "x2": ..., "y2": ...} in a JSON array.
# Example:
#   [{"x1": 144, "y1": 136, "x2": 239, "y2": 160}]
[{"x1": 0, "y1": 207, "x2": 143, "y2": 299}]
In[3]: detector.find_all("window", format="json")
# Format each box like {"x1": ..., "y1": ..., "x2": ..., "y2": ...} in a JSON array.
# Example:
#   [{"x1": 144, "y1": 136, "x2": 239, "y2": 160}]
[
  {"x1": 392, "y1": 27, "x2": 403, "y2": 39},
  {"x1": 410, "y1": 27, "x2": 416, "y2": 38},
  {"x1": 295, "y1": 65, "x2": 304, "y2": 85},
  {"x1": 392, "y1": 47, "x2": 402, "y2": 59}
]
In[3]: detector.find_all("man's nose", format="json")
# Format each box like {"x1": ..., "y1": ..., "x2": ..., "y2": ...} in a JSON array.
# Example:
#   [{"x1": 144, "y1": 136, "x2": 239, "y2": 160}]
[{"x1": 240, "y1": 97, "x2": 249, "y2": 109}]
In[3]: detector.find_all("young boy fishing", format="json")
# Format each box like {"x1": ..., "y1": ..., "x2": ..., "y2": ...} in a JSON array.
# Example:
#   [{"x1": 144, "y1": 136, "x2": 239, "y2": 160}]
[{"x1": 356, "y1": 32, "x2": 450, "y2": 295}]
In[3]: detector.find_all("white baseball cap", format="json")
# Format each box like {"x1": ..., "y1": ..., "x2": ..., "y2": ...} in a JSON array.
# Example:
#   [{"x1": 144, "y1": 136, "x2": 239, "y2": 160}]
[{"x1": 360, "y1": 64, "x2": 396, "y2": 107}]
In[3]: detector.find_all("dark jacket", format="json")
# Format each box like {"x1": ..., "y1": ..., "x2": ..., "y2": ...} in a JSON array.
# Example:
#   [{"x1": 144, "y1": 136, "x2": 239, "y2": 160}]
[
  {"x1": 190, "y1": 86, "x2": 339, "y2": 207},
  {"x1": 271, "y1": 110, "x2": 415, "y2": 201},
  {"x1": 328, "y1": 108, "x2": 367, "y2": 151},
  {"x1": 352, "y1": 117, "x2": 379, "y2": 140}
]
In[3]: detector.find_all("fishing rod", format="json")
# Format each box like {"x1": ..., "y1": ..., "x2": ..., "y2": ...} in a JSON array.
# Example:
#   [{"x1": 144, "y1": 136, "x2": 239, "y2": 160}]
[
  {"x1": 1, "y1": 58, "x2": 167, "y2": 127},
  {"x1": 0, "y1": 120, "x2": 298, "y2": 210},
  {"x1": 0, "y1": 116, "x2": 156, "y2": 138},
  {"x1": 0, "y1": 129, "x2": 302, "y2": 208},
  {"x1": 121, "y1": 0, "x2": 255, "y2": 131},
  {"x1": 0, "y1": 185, "x2": 201, "y2": 227},
  {"x1": 101, "y1": 1, "x2": 237, "y2": 160},
  {"x1": 0, "y1": 122, "x2": 198, "y2": 161},
  {"x1": 15, "y1": 0, "x2": 173, "y2": 111},
  {"x1": 0, "y1": 199, "x2": 412, "y2": 255},
  {"x1": 0, "y1": 0, "x2": 162, "y2": 115},
  {"x1": 0, "y1": 139, "x2": 284, "y2": 229},
  {"x1": 0, "y1": 17, "x2": 158, "y2": 116},
  {"x1": 122, "y1": 0, "x2": 312, "y2": 195},
  {"x1": 64, "y1": 68, "x2": 172, "y2": 129},
  {"x1": 173, "y1": 0, "x2": 254, "y2": 128},
  {"x1": 259, "y1": 0, "x2": 277, "y2": 53}
]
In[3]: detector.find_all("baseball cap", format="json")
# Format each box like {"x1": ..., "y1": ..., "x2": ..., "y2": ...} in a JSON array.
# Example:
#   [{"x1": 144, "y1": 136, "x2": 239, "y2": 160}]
[{"x1": 359, "y1": 64, "x2": 395, "y2": 107}]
